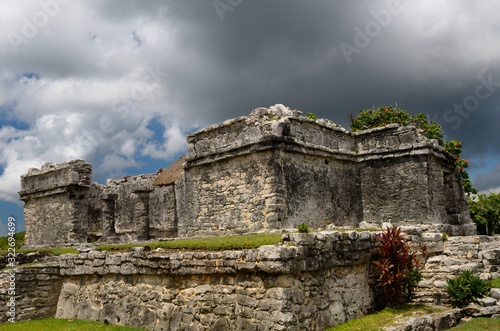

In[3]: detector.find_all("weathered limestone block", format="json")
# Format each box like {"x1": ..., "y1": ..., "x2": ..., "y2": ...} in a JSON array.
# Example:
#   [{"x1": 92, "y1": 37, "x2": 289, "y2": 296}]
[
  {"x1": 19, "y1": 159, "x2": 92, "y2": 247},
  {"x1": 415, "y1": 235, "x2": 500, "y2": 305},
  {"x1": 133, "y1": 188, "x2": 152, "y2": 241},
  {"x1": 0, "y1": 265, "x2": 62, "y2": 323},
  {"x1": 102, "y1": 193, "x2": 118, "y2": 238}
]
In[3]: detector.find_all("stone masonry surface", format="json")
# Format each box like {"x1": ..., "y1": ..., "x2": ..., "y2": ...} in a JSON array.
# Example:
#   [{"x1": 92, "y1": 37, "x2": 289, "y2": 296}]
[
  {"x1": 3, "y1": 231, "x2": 500, "y2": 330},
  {"x1": 1, "y1": 231, "x2": 376, "y2": 330},
  {"x1": 19, "y1": 159, "x2": 92, "y2": 247},
  {"x1": 20, "y1": 104, "x2": 474, "y2": 247}
]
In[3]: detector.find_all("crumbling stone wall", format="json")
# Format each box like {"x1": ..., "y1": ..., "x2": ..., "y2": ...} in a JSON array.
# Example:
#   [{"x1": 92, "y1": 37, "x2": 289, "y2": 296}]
[
  {"x1": 21, "y1": 165, "x2": 177, "y2": 247},
  {"x1": 19, "y1": 160, "x2": 92, "y2": 247},
  {"x1": 1, "y1": 231, "x2": 376, "y2": 330},
  {"x1": 20, "y1": 105, "x2": 475, "y2": 246},
  {"x1": 100, "y1": 174, "x2": 177, "y2": 242},
  {"x1": 181, "y1": 105, "x2": 474, "y2": 237},
  {"x1": 0, "y1": 264, "x2": 61, "y2": 322},
  {"x1": 416, "y1": 235, "x2": 500, "y2": 305},
  {"x1": 6, "y1": 230, "x2": 488, "y2": 330}
]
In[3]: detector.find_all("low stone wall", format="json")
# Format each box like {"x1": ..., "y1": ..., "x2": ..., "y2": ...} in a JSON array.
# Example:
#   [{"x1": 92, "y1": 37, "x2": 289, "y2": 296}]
[
  {"x1": 0, "y1": 263, "x2": 61, "y2": 323},
  {"x1": 416, "y1": 235, "x2": 500, "y2": 305},
  {"x1": 2, "y1": 231, "x2": 375, "y2": 330},
  {"x1": 56, "y1": 231, "x2": 375, "y2": 331},
  {"x1": 4, "y1": 231, "x2": 498, "y2": 330}
]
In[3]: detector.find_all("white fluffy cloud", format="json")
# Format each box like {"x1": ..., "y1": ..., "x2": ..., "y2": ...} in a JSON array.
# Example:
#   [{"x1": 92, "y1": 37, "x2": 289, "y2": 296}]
[{"x1": 0, "y1": 1, "x2": 200, "y2": 203}]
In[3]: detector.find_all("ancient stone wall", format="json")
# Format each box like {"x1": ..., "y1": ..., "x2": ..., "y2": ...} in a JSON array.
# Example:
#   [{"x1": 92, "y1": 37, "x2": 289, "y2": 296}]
[
  {"x1": 21, "y1": 164, "x2": 177, "y2": 247},
  {"x1": 19, "y1": 160, "x2": 92, "y2": 247},
  {"x1": 0, "y1": 263, "x2": 61, "y2": 322},
  {"x1": 180, "y1": 150, "x2": 284, "y2": 237},
  {"x1": 354, "y1": 125, "x2": 472, "y2": 235},
  {"x1": 1, "y1": 231, "x2": 377, "y2": 330},
  {"x1": 20, "y1": 105, "x2": 475, "y2": 246},
  {"x1": 278, "y1": 151, "x2": 361, "y2": 229},
  {"x1": 102, "y1": 174, "x2": 177, "y2": 242},
  {"x1": 182, "y1": 105, "x2": 474, "y2": 237},
  {"x1": 4, "y1": 230, "x2": 499, "y2": 329},
  {"x1": 416, "y1": 235, "x2": 500, "y2": 305}
]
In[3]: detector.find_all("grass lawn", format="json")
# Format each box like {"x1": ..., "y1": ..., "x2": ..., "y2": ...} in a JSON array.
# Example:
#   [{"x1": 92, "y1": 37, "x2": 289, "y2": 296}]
[
  {"x1": 491, "y1": 277, "x2": 500, "y2": 288},
  {"x1": 0, "y1": 231, "x2": 78, "y2": 256},
  {"x1": 448, "y1": 317, "x2": 500, "y2": 330},
  {"x1": 95, "y1": 233, "x2": 284, "y2": 251},
  {"x1": 324, "y1": 304, "x2": 443, "y2": 331},
  {"x1": 0, "y1": 318, "x2": 148, "y2": 330},
  {"x1": 95, "y1": 228, "x2": 380, "y2": 252}
]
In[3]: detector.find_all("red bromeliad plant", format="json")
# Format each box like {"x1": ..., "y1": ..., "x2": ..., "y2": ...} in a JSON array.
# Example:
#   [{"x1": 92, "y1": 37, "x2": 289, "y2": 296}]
[{"x1": 373, "y1": 227, "x2": 427, "y2": 307}]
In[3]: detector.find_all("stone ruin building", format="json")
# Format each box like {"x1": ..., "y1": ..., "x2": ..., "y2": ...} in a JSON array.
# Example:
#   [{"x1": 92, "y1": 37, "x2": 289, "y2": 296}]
[{"x1": 19, "y1": 104, "x2": 476, "y2": 248}]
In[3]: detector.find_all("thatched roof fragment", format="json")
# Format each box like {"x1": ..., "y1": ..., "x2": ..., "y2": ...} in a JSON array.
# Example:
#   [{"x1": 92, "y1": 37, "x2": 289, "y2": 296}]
[{"x1": 152, "y1": 155, "x2": 186, "y2": 187}]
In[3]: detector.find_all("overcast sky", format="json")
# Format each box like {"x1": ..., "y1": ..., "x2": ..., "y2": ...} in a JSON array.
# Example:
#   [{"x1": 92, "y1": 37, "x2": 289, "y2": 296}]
[{"x1": 1, "y1": 0, "x2": 499, "y2": 236}]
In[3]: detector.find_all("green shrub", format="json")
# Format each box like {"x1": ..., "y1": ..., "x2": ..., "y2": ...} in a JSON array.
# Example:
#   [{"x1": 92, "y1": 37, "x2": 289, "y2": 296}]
[
  {"x1": 445, "y1": 269, "x2": 491, "y2": 307},
  {"x1": 350, "y1": 106, "x2": 477, "y2": 194},
  {"x1": 0, "y1": 231, "x2": 25, "y2": 250},
  {"x1": 297, "y1": 223, "x2": 310, "y2": 233},
  {"x1": 469, "y1": 193, "x2": 500, "y2": 236},
  {"x1": 305, "y1": 112, "x2": 318, "y2": 120},
  {"x1": 373, "y1": 227, "x2": 427, "y2": 307}
]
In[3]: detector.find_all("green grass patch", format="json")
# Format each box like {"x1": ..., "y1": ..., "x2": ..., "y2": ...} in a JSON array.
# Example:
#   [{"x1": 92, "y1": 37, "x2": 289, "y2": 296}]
[
  {"x1": 0, "y1": 247, "x2": 79, "y2": 255},
  {"x1": 491, "y1": 277, "x2": 500, "y2": 288},
  {"x1": 96, "y1": 233, "x2": 284, "y2": 252},
  {"x1": 0, "y1": 318, "x2": 148, "y2": 330},
  {"x1": 448, "y1": 317, "x2": 500, "y2": 330},
  {"x1": 325, "y1": 304, "x2": 443, "y2": 331}
]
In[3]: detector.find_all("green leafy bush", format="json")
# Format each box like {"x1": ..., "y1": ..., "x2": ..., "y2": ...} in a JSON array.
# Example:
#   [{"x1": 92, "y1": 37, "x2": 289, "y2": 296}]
[
  {"x1": 297, "y1": 223, "x2": 310, "y2": 233},
  {"x1": 350, "y1": 106, "x2": 477, "y2": 194},
  {"x1": 373, "y1": 227, "x2": 426, "y2": 307},
  {"x1": 469, "y1": 193, "x2": 500, "y2": 235},
  {"x1": 305, "y1": 112, "x2": 318, "y2": 120},
  {"x1": 445, "y1": 269, "x2": 491, "y2": 307},
  {"x1": 0, "y1": 231, "x2": 25, "y2": 250}
]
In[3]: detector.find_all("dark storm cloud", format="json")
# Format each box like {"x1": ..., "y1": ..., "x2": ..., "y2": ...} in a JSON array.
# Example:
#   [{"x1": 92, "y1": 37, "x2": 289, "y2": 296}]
[
  {"x1": 474, "y1": 164, "x2": 500, "y2": 192},
  {"x1": 1, "y1": 0, "x2": 500, "y2": 203}
]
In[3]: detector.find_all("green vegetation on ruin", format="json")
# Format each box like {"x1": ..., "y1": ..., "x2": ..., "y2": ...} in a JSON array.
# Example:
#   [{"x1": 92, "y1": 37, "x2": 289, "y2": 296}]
[
  {"x1": 469, "y1": 192, "x2": 500, "y2": 236},
  {"x1": 0, "y1": 231, "x2": 25, "y2": 250},
  {"x1": 95, "y1": 233, "x2": 285, "y2": 252},
  {"x1": 447, "y1": 318, "x2": 500, "y2": 330},
  {"x1": 324, "y1": 303, "x2": 443, "y2": 331},
  {"x1": 0, "y1": 318, "x2": 148, "y2": 331},
  {"x1": 491, "y1": 277, "x2": 500, "y2": 288},
  {"x1": 95, "y1": 228, "x2": 380, "y2": 252},
  {"x1": 351, "y1": 105, "x2": 476, "y2": 195}
]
